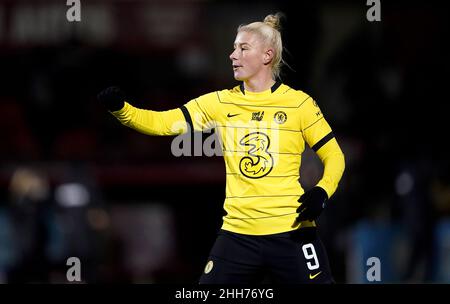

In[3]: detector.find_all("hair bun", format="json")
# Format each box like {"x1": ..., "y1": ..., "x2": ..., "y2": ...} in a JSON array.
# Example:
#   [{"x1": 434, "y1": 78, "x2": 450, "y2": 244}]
[{"x1": 263, "y1": 13, "x2": 283, "y2": 31}]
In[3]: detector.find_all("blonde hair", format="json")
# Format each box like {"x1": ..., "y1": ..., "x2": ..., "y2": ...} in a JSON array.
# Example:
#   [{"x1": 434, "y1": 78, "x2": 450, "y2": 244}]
[{"x1": 238, "y1": 13, "x2": 284, "y2": 79}]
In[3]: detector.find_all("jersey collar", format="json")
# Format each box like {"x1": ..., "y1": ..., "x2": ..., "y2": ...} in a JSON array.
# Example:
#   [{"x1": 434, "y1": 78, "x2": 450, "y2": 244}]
[{"x1": 239, "y1": 80, "x2": 282, "y2": 95}]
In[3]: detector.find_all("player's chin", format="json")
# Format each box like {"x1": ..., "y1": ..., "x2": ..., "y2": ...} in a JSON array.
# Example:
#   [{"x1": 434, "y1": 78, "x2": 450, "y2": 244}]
[{"x1": 233, "y1": 73, "x2": 245, "y2": 81}]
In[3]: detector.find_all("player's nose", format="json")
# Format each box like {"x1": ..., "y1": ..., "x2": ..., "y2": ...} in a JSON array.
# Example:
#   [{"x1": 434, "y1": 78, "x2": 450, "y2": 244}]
[{"x1": 229, "y1": 49, "x2": 238, "y2": 61}]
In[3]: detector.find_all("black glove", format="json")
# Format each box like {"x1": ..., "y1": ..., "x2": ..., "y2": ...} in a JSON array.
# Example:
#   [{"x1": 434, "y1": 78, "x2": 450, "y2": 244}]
[
  {"x1": 296, "y1": 186, "x2": 328, "y2": 222},
  {"x1": 97, "y1": 86, "x2": 126, "y2": 112}
]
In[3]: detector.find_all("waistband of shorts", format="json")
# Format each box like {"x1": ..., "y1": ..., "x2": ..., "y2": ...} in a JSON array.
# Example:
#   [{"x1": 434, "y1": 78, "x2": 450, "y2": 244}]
[{"x1": 219, "y1": 226, "x2": 317, "y2": 238}]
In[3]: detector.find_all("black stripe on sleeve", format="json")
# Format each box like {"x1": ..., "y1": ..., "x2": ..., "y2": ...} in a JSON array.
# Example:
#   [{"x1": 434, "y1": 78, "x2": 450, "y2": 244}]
[
  {"x1": 311, "y1": 132, "x2": 335, "y2": 152},
  {"x1": 180, "y1": 105, "x2": 194, "y2": 156},
  {"x1": 180, "y1": 105, "x2": 193, "y2": 132}
]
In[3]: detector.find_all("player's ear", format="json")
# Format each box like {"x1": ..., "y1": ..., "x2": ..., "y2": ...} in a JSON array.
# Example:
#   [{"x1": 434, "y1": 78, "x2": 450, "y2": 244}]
[{"x1": 263, "y1": 48, "x2": 274, "y2": 65}]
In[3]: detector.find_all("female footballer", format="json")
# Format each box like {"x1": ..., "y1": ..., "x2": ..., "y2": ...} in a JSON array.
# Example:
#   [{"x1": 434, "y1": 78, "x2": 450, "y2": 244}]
[{"x1": 98, "y1": 13, "x2": 345, "y2": 284}]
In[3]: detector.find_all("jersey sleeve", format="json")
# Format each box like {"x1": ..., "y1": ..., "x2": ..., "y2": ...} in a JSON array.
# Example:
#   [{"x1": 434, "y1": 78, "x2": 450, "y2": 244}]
[
  {"x1": 111, "y1": 102, "x2": 188, "y2": 136},
  {"x1": 300, "y1": 96, "x2": 345, "y2": 198},
  {"x1": 181, "y1": 92, "x2": 218, "y2": 132},
  {"x1": 299, "y1": 97, "x2": 333, "y2": 150},
  {"x1": 111, "y1": 92, "x2": 218, "y2": 136},
  {"x1": 315, "y1": 138, "x2": 345, "y2": 198}
]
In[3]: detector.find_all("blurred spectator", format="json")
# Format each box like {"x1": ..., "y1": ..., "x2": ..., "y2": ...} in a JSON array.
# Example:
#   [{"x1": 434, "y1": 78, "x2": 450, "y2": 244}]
[
  {"x1": 7, "y1": 167, "x2": 52, "y2": 283},
  {"x1": 395, "y1": 157, "x2": 437, "y2": 282},
  {"x1": 52, "y1": 162, "x2": 113, "y2": 283}
]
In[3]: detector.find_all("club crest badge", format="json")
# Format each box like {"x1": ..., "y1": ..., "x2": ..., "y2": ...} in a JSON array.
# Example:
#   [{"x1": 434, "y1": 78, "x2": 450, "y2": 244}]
[{"x1": 274, "y1": 111, "x2": 287, "y2": 124}]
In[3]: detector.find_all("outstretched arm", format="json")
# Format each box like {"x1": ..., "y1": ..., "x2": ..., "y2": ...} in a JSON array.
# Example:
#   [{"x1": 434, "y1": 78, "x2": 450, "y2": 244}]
[
  {"x1": 112, "y1": 102, "x2": 187, "y2": 136},
  {"x1": 98, "y1": 86, "x2": 188, "y2": 136}
]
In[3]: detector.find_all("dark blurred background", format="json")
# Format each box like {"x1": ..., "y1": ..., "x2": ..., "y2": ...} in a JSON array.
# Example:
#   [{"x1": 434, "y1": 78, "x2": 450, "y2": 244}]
[{"x1": 0, "y1": 0, "x2": 449, "y2": 283}]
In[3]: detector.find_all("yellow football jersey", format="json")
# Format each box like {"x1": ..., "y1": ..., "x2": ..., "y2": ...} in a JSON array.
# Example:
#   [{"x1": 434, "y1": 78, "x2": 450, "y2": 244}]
[{"x1": 111, "y1": 82, "x2": 345, "y2": 235}]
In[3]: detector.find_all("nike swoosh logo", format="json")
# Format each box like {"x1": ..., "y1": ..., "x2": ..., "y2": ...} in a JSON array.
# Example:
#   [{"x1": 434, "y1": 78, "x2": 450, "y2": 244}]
[
  {"x1": 309, "y1": 271, "x2": 322, "y2": 279},
  {"x1": 227, "y1": 113, "x2": 240, "y2": 118}
]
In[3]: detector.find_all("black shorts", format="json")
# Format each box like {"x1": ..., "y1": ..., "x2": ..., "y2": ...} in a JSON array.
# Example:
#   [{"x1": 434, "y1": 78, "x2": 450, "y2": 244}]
[{"x1": 199, "y1": 227, "x2": 334, "y2": 284}]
